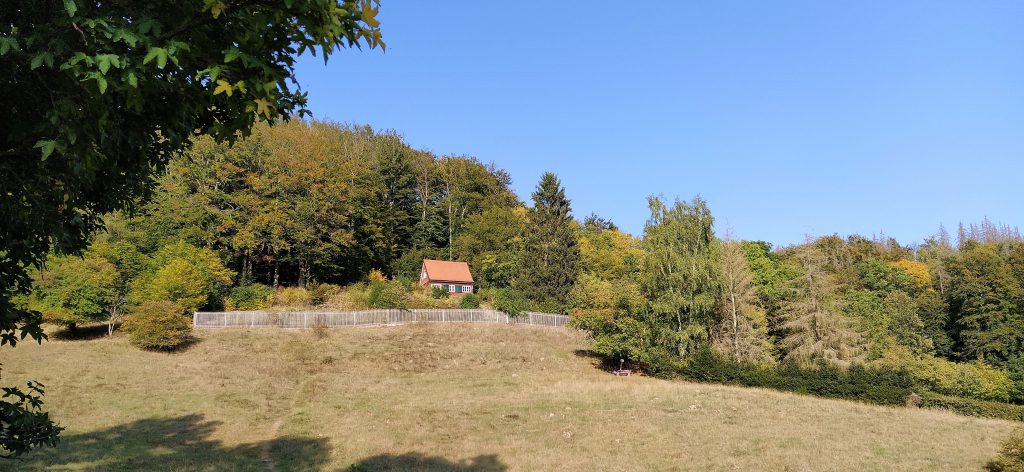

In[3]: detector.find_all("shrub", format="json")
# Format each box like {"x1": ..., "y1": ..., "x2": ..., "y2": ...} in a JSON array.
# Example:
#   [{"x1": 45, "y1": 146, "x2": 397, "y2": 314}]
[
  {"x1": 226, "y1": 283, "x2": 274, "y2": 311},
  {"x1": 1006, "y1": 356, "x2": 1024, "y2": 405},
  {"x1": 275, "y1": 287, "x2": 311, "y2": 307},
  {"x1": 681, "y1": 347, "x2": 914, "y2": 406},
  {"x1": 987, "y1": 428, "x2": 1024, "y2": 471},
  {"x1": 123, "y1": 301, "x2": 193, "y2": 351},
  {"x1": 135, "y1": 242, "x2": 234, "y2": 312},
  {"x1": 905, "y1": 356, "x2": 1013, "y2": 402},
  {"x1": 459, "y1": 293, "x2": 481, "y2": 309},
  {"x1": 26, "y1": 254, "x2": 119, "y2": 328},
  {"x1": 431, "y1": 285, "x2": 449, "y2": 299},
  {"x1": 493, "y1": 289, "x2": 530, "y2": 317},
  {"x1": 327, "y1": 284, "x2": 371, "y2": 310},
  {"x1": 368, "y1": 281, "x2": 408, "y2": 309},
  {"x1": 308, "y1": 283, "x2": 342, "y2": 306},
  {"x1": 920, "y1": 391, "x2": 1024, "y2": 422}
]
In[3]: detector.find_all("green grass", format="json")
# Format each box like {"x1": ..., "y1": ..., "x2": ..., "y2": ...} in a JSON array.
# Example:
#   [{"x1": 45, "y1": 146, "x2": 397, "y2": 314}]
[{"x1": 0, "y1": 323, "x2": 1015, "y2": 471}]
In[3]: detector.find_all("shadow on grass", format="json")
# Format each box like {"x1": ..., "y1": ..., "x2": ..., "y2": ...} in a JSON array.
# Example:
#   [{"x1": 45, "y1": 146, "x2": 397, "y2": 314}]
[
  {"x1": 49, "y1": 323, "x2": 116, "y2": 341},
  {"x1": 2, "y1": 414, "x2": 330, "y2": 471},
  {"x1": 347, "y1": 453, "x2": 507, "y2": 471}
]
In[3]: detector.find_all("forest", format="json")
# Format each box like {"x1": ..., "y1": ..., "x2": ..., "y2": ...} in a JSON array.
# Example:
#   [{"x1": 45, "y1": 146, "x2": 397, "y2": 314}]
[{"x1": 20, "y1": 120, "x2": 1024, "y2": 416}]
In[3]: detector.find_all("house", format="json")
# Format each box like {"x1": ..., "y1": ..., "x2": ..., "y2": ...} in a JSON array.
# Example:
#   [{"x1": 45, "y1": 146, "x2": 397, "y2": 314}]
[{"x1": 420, "y1": 259, "x2": 474, "y2": 296}]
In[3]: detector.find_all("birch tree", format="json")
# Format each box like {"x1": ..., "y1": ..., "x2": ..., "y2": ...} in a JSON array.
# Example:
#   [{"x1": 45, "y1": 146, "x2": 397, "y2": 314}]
[{"x1": 640, "y1": 196, "x2": 723, "y2": 359}]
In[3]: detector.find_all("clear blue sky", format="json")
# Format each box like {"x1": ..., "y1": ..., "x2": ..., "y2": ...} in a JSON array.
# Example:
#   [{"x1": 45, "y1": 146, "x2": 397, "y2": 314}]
[{"x1": 295, "y1": 1, "x2": 1023, "y2": 247}]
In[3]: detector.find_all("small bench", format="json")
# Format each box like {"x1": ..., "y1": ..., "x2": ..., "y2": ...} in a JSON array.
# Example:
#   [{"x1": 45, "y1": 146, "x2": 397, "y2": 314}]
[{"x1": 611, "y1": 369, "x2": 632, "y2": 376}]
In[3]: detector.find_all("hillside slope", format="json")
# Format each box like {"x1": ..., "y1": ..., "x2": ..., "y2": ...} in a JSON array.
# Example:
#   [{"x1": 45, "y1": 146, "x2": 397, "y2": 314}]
[{"x1": 1, "y1": 324, "x2": 1014, "y2": 471}]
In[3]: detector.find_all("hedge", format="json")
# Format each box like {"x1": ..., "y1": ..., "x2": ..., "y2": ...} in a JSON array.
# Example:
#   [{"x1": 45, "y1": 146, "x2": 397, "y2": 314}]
[
  {"x1": 919, "y1": 391, "x2": 1024, "y2": 422},
  {"x1": 681, "y1": 347, "x2": 914, "y2": 406}
]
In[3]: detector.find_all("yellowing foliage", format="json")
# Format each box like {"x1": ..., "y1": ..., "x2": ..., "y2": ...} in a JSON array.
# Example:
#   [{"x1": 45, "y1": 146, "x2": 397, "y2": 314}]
[{"x1": 890, "y1": 259, "x2": 932, "y2": 291}]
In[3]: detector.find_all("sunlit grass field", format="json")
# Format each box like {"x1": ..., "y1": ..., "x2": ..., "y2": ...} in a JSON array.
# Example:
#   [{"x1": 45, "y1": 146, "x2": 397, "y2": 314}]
[{"x1": 0, "y1": 323, "x2": 1014, "y2": 471}]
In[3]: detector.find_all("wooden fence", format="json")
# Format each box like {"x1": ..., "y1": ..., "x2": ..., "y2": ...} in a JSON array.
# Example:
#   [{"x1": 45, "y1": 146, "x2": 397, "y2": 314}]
[{"x1": 193, "y1": 309, "x2": 571, "y2": 329}]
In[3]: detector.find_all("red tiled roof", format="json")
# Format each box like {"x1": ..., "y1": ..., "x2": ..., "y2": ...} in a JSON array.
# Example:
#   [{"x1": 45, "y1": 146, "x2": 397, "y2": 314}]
[{"x1": 422, "y1": 259, "x2": 474, "y2": 283}]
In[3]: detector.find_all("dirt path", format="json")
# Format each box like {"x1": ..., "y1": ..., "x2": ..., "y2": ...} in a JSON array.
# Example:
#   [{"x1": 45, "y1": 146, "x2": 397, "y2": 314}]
[{"x1": 260, "y1": 418, "x2": 286, "y2": 472}]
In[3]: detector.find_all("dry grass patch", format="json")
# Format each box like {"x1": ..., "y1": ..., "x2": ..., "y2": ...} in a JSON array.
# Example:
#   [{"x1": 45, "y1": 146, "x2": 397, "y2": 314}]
[{"x1": 0, "y1": 324, "x2": 1015, "y2": 471}]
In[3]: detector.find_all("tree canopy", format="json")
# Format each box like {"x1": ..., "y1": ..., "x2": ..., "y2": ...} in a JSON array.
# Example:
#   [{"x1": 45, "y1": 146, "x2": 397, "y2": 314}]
[{"x1": 0, "y1": 0, "x2": 384, "y2": 456}]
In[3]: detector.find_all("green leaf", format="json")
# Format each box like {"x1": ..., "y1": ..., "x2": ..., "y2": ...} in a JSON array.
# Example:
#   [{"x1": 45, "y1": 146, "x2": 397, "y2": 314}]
[
  {"x1": 127, "y1": 72, "x2": 137, "y2": 87},
  {"x1": 63, "y1": 0, "x2": 77, "y2": 17},
  {"x1": 143, "y1": 47, "x2": 168, "y2": 68},
  {"x1": 30, "y1": 53, "x2": 49, "y2": 70},
  {"x1": 224, "y1": 48, "x2": 240, "y2": 63},
  {"x1": 97, "y1": 56, "x2": 110, "y2": 74},
  {"x1": 95, "y1": 76, "x2": 107, "y2": 94},
  {"x1": 34, "y1": 140, "x2": 56, "y2": 160},
  {"x1": 0, "y1": 37, "x2": 20, "y2": 56}
]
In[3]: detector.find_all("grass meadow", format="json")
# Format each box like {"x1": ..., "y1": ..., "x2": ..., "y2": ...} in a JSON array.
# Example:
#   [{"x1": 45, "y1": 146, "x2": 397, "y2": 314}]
[{"x1": 0, "y1": 323, "x2": 1015, "y2": 471}]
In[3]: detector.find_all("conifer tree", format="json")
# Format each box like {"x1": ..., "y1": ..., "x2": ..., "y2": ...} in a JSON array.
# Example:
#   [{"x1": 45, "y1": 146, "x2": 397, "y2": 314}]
[
  {"x1": 781, "y1": 242, "x2": 863, "y2": 366},
  {"x1": 514, "y1": 173, "x2": 580, "y2": 310},
  {"x1": 713, "y1": 238, "x2": 774, "y2": 363}
]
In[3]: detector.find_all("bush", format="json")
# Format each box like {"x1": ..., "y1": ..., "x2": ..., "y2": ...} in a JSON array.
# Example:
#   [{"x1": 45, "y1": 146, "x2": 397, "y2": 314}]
[
  {"x1": 327, "y1": 284, "x2": 371, "y2": 310},
  {"x1": 135, "y1": 242, "x2": 234, "y2": 312},
  {"x1": 906, "y1": 356, "x2": 1013, "y2": 402},
  {"x1": 681, "y1": 347, "x2": 914, "y2": 406},
  {"x1": 987, "y1": 428, "x2": 1024, "y2": 472},
  {"x1": 226, "y1": 283, "x2": 274, "y2": 311},
  {"x1": 275, "y1": 287, "x2": 311, "y2": 307},
  {"x1": 920, "y1": 391, "x2": 1024, "y2": 422},
  {"x1": 123, "y1": 301, "x2": 193, "y2": 351},
  {"x1": 493, "y1": 289, "x2": 530, "y2": 317},
  {"x1": 26, "y1": 254, "x2": 120, "y2": 328},
  {"x1": 431, "y1": 285, "x2": 449, "y2": 299},
  {"x1": 368, "y1": 281, "x2": 408, "y2": 309},
  {"x1": 308, "y1": 283, "x2": 342, "y2": 306},
  {"x1": 459, "y1": 293, "x2": 481, "y2": 309}
]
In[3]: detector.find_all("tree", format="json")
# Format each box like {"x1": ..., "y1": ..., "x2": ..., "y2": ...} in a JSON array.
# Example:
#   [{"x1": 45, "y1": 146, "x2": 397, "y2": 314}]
[
  {"x1": 134, "y1": 241, "x2": 234, "y2": 313},
  {"x1": 514, "y1": 173, "x2": 580, "y2": 310},
  {"x1": 453, "y1": 207, "x2": 527, "y2": 288},
  {"x1": 946, "y1": 242, "x2": 1024, "y2": 364},
  {"x1": 24, "y1": 255, "x2": 120, "y2": 332},
  {"x1": 640, "y1": 196, "x2": 723, "y2": 359},
  {"x1": 713, "y1": 239, "x2": 773, "y2": 363},
  {"x1": 0, "y1": 1, "x2": 383, "y2": 454},
  {"x1": 781, "y1": 243, "x2": 862, "y2": 366}
]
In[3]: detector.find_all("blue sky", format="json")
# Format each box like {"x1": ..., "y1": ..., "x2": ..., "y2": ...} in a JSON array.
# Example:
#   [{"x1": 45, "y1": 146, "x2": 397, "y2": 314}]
[{"x1": 295, "y1": 1, "x2": 1023, "y2": 247}]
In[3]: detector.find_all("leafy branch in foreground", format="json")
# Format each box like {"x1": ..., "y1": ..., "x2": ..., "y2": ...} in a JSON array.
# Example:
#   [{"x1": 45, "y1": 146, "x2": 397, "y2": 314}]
[
  {"x1": 0, "y1": 376, "x2": 62, "y2": 458},
  {"x1": 1, "y1": 0, "x2": 384, "y2": 456}
]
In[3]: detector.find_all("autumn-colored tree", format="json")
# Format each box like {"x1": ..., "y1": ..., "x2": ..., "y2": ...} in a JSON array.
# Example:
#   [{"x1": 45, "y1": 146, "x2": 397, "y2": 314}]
[
  {"x1": 781, "y1": 242, "x2": 863, "y2": 366},
  {"x1": 712, "y1": 239, "x2": 774, "y2": 363}
]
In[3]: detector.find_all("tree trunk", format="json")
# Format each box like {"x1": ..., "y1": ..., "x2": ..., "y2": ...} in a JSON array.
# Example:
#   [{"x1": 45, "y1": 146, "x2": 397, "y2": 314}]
[
  {"x1": 731, "y1": 291, "x2": 739, "y2": 356},
  {"x1": 272, "y1": 260, "x2": 280, "y2": 288}
]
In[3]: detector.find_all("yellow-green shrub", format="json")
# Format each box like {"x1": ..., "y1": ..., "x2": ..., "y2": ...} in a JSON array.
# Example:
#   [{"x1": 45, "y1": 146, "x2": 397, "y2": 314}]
[
  {"x1": 308, "y1": 283, "x2": 342, "y2": 306},
  {"x1": 123, "y1": 300, "x2": 193, "y2": 351},
  {"x1": 987, "y1": 428, "x2": 1024, "y2": 471},
  {"x1": 274, "y1": 287, "x2": 311, "y2": 307},
  {"x1": 908, "y1": 356, "x2": 1013, "y2": 402}
]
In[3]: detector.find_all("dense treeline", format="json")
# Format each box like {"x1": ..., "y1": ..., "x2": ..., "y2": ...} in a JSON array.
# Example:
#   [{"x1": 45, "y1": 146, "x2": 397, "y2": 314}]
[{"x1": 22, "y1": 120, "x2": 1024, "y2": 412}]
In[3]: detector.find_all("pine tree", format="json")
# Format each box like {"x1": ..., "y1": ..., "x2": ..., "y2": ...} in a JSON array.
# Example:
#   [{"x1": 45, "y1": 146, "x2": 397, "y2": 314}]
[
  {"x1": 514, "y1": 173, "x2": 580, "y2": 310},
  {"x1": 781, "y1": 242, "x2": 863, "y2": 366}
]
